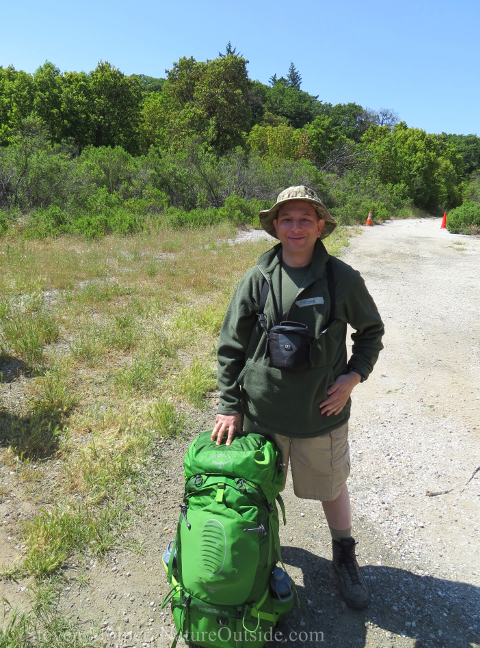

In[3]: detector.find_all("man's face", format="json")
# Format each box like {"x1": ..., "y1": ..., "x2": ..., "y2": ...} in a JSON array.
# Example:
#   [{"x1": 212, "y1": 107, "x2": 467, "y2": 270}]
[{"x1": 273, "y1": 200, "x2": 325, "y2": 256}]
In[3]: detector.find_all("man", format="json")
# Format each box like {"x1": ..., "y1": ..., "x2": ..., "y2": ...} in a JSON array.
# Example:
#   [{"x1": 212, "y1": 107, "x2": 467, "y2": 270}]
[{"x1": 211, "y1": 186, "x2": 384, "y2": 609}]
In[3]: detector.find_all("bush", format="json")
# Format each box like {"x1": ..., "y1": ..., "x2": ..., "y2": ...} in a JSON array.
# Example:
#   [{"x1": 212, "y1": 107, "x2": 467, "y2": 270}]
[
  {"x1": 324, "y1": 170, "x2": 413, "y2": 224},
  {"x1": 0, "y1": 209, "x2": 10, "y2": 234},
  {"x1": 24, "y1": 206, "x2": 70, "y2": 239},
  {"x1": 463, "y1": 175, "x2": 480, "y2": 203},
  {"x1": 447, "y1": 200, "x2": 480, "y2": 234}
]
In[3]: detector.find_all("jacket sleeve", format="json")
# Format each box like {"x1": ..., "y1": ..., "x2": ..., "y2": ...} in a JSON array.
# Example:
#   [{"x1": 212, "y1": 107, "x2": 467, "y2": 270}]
[
  {"x1": 217, "y1": 270, "x2": 260, "y2": 414},
  {"x1": 339, "y1": 268, "x2": 384, "y2": 381}
]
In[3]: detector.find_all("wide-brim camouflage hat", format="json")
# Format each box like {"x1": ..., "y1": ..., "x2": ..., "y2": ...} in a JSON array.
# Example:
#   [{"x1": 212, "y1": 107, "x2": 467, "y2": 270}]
[{"x1": 259, "y1": 185, "x2": 337, "y2": 240}]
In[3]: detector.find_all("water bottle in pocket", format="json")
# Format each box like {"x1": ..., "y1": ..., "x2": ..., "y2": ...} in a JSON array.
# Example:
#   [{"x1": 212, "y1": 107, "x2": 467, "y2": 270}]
[
  {"x1": 162, "y1": 539, "x2": 177, "y2": 568},
  {"x1": 270, "y1": 566, "x2": 293, "y2": 601}
]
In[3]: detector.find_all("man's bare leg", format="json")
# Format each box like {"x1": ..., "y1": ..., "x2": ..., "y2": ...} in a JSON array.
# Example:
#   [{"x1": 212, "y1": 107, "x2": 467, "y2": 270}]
[{"x1": 322, "y1": 482, "x2": 351, "y2": 531}]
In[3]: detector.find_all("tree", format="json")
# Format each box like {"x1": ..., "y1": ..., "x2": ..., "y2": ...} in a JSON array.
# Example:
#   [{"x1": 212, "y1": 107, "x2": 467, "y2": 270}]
[
  {"x1": 246, "y1": 123, "x2": 310, "y2": 160},
  {"x1": 263, "y1": 82, "x2": 321, "y2": 129},
  {"x1": 219, "y1": 42, "x2": 242, "y2": 58},
  {"x1": 317, "y1": 103, "x2": 373, "y2": 143},
  {"x1": 377, "y1": 108, "x2": 399, "y2": 129},
  {"x1": 32, "y1": 62, "x2": 64, "y2": 141},
  {"x1": 304, "y1": 115, "x2": 347, "y2": 168},
  {"x1": 139, "y1": 92, "x2": 172, "y2": 151},
  {"x1": 0, "y1": 66, "x2": 34, "y2": 146},
  {"x1": 442, "y1": 133, "x2": 480, "y2": 176},
  {"x1": 58, "y1": 70, "x2": 93, "y2": 150},
  {"x1": 287, "y1": 62, "x2": 302, "y2": 90},
  {"x1": 363, "y1": 122, "x2": 463, "y2": 209},
  {"x1": 164, "y1": 54, "x2": 251, "y2": 154},
  {"x1": 131, "y1": 74, "x2": 166, "y2": 94},
  {"x1": 29, "y1": 62, "x2": 143, "y2": 152},
  {"x1": 88, "y1": 61, "x2": 143, "y2": 153}
]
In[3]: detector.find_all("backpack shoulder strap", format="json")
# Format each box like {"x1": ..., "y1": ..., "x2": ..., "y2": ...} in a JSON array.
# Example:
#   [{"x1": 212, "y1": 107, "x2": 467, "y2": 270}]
[
  {"x1": 325, "y1": 259, "x2": 336, "y2": 324},
  {"x1": 256, "y1": 279, "x2": 270, "y2": 332},
  {"x1": 318, "y1": 259, "x2": 336, "y2": 335}
]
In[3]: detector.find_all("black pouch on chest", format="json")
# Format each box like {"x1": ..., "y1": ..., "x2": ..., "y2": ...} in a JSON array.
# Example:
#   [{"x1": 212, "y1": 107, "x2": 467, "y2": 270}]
[
  {"x1": 256, "y1": 260, "x2": 336, "y2": 373},
  {"x1": 266, "y1": 321, "x2": 315, "y2": 371}
]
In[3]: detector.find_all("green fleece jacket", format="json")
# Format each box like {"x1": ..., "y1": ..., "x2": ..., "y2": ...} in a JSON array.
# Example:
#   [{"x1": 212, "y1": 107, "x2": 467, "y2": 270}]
[{"x1": 217, "y1": 239, "x2": 384, "y2": 438}]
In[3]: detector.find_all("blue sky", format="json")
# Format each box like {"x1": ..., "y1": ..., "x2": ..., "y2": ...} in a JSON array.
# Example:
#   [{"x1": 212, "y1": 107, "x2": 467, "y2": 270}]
[{"x1": 2, "y1": 0, "x2": 478, "y2": 135}]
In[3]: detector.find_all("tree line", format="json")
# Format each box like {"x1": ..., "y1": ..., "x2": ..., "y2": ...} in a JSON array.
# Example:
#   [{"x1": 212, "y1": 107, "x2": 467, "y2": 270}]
[{"x1": 1, "y1": 46, "x2": 479, "y2": 237}]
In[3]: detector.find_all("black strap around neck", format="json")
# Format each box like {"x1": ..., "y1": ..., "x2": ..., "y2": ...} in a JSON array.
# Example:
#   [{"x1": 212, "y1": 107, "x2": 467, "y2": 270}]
[
  {"x1": 256, "y1": 280, "x2": 270, "y2": 331},
  {"x1": 325, "y1": 259, "x2": 336, "y2": 326},
  {"x1": 257, "y1": 259, "x2": 336, "y2": 332}
]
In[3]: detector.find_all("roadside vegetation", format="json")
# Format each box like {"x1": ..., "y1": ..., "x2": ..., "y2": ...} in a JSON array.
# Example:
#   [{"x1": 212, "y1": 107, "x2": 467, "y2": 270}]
[{"x1": 1, "y1": 46, "x2": 479, "y2": 239}]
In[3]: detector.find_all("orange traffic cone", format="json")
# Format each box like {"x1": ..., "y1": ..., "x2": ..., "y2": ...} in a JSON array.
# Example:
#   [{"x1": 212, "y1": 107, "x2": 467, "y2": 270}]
[
  {"x1": 366, "y1": 211, "x2": 373, "y2": 226},
  {"x1": 440, "y1": 212, "x2": 447, "y2": 229}
]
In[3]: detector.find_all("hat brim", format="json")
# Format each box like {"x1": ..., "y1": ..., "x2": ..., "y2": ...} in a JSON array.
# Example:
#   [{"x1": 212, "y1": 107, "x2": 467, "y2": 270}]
[{"x1": 259, "y1": 196, "x2": 337, "y2": 240}]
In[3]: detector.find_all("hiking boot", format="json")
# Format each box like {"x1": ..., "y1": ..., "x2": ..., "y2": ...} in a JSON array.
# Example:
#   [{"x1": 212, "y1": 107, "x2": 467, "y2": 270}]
[{"x1": 332, "y1": 537, "x2": 369, "y2": 609}]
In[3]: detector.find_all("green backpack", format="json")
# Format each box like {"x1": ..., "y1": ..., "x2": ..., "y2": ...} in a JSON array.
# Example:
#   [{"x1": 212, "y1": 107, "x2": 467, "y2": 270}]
[{"x1": 162, "y1": 430, "x2": 295, "y2": 648}]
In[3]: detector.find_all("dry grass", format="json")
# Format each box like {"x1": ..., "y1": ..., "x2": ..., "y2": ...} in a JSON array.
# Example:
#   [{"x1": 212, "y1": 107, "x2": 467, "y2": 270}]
[{"x1": 0, "y1": 223, "x2": 351, "y2": 578}]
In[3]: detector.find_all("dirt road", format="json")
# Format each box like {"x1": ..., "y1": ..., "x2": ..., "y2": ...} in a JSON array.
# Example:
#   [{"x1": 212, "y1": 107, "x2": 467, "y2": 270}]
[{"x1": 3, "y1": 218, "x2": 480, "y2": 647}]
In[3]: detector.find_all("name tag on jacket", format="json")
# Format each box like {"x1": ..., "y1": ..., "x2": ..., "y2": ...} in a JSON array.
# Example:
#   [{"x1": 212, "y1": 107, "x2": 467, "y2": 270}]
[{"x1": 295, "y1": 296, "x2": 324, "y2": 308}]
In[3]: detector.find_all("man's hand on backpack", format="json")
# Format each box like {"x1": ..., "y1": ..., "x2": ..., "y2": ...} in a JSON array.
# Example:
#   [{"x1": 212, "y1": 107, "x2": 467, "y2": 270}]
[
  {"x1": 212, "y1": 413, "x2": 242, "y2": 446},
  {"x1": 319, "y1": 371, "x2": 361, "y2": 416}
]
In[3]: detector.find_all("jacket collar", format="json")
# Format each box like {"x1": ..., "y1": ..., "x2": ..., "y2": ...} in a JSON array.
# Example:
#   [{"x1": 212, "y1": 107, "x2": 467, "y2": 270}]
[{"x1": 257, "y1": 239, "x2": 330, "y2": 278}]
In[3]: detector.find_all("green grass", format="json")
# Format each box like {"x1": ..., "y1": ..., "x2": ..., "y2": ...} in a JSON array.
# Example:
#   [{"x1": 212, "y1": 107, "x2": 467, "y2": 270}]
[
  {"x1": 115, "y1": 352, "x2": 164, "y2": 392},
  {"x1": 176, "y1": 357, "x2": 217, "y2": 408},
  {"x1": 22, "y1": 502, "x2": 129, "y2": 578},
  {"x1": 0, "y1": 579, "x2": 99, "y2": 647},
  {"x1": 148, "y1": 399, "x2": 186, "y2": 437},
  {"x1": 0, "y1": 305, "x2": 59, "y2": 371},
  {"x1": 0, "y1": 223, "x2": 351, "y2": 585},
  {"x1": 5, "y1": 364, "x2": 76, "y2": 460}
]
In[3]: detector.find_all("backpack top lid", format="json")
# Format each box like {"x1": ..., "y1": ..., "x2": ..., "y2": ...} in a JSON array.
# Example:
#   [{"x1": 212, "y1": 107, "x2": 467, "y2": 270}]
[{"x1": 184, "y1": 430, "x2": 285, "y2": 503}]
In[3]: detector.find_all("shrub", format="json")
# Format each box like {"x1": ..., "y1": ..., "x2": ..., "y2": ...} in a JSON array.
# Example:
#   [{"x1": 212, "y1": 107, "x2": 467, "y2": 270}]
[
  {"x1": 24, "y1": 206, "x2": 70, "y2": 239},
  {"x1": 325, "y1": 170, "x2": 413, "y2": 224},
  {"x1": 447, "y1": 200, "x2": 480, "y2": 235},
  {"x1": 463, "y1": 175, "x2": 480, "y2": 203},
  {"x1": 0, "y1": 209, "x2": 11, "y2": 234}
]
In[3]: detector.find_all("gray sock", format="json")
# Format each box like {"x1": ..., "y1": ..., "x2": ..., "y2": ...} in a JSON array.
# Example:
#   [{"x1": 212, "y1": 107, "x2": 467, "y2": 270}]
[{"x1": 329, "y1": 526, "x2": 352, "y2": 541}]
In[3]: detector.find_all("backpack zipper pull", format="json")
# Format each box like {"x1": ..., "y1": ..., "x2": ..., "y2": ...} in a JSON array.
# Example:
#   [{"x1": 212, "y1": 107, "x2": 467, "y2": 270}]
[
  {"x1": 243, "y1": 524, "x2": 267, "y2": 536},
  {"x1": 180, "y1": 504, "x2": 191, "y2": 529}
]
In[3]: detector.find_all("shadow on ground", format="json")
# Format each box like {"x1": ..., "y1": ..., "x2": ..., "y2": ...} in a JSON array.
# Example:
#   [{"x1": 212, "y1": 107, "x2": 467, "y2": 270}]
[
  {"x1": 0, "y1": 356, "x2": 29, "y2": 383},
  {"x1": 0, "y1": 405, "x2": 61, "y2": 458},
  {"x1": 272, "y1": 547, "x2": 479, "y2": 647}
]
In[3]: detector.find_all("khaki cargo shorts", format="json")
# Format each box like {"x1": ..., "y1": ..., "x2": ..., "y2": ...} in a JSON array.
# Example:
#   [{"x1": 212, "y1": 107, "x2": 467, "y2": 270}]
[{"x1": 243, "y1": 417, "x2": 350, "y2": 502}]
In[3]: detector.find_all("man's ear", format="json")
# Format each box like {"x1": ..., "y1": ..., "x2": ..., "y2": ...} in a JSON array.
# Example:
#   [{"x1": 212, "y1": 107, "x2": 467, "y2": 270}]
[{"x1": 317, "y1": 219, "x2": 326, "y2": 237}]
